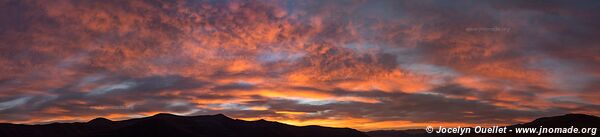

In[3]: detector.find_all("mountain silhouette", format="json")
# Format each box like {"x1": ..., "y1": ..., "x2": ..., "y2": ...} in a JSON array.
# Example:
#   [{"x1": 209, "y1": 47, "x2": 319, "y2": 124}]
[
  {"x1": 511, "y1": 114, "x2": 600, "y2": 128},
  {"x1": 0, "y1": 113, "x2": 368, "y2": 137},
  {"x1": 367, "y1": 113, "x2": 600, "y2": 137},
  {"x1": 1, "y1": 113, "x2": 597, "y2": 137}
]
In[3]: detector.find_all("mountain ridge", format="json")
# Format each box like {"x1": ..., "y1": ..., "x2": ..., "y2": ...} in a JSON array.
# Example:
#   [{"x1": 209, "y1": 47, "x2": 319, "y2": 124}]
[
  {"x1": 366, "y1": 113, "x2": 600, "y2": 137},
  {"x1": 0, "y1": 113, "x2": 368, "y2": 137},
  {"x1": 1, "y1": 113, "x2": 598, "y2": 137}
]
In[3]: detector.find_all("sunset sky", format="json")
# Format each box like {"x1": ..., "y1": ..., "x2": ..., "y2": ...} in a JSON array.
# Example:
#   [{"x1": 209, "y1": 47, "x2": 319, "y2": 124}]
[{"x1": 1, "y1": 0, "x2": 599, "y2": 131}]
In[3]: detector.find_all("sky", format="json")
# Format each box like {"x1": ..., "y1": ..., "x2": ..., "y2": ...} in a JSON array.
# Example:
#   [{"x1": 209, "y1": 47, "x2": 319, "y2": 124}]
[{"x1": 1, "y1": 0, "x2": 599, "y2": 131}]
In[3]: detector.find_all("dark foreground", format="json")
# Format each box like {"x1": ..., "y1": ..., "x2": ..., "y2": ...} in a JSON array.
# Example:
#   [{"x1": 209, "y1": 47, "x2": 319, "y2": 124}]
[
  {"x1": 367, "y1": 114, "x2": 600, "y2": 137},
  {"x1": 0, "y1": 113, "x2": 367, "y2": 137},
  {"x1": 0, "y1": 113, "x2": 598, "y2": 137}
]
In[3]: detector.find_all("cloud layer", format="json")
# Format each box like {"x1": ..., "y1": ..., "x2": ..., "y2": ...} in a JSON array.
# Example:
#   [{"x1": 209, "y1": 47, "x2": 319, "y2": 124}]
[{"x1": 1, "y1": 0, "x2": 599, "y2": 130}]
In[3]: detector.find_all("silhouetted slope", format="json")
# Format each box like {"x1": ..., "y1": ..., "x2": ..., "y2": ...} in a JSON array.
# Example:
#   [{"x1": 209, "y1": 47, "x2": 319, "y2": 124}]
[
  {"x1": 511, "y1": 114, "x2": 600, "y2": 128},
  {"x1": 2, "y1": 113, "x2": 597, "y2": 137},
  {"x1": 0, "y1": 113, "x2": 368, "y2": 137},
  {"x1": 367, "y1": 113, "x2": 600, "y2": 137},
  {"x1": 366, "y1": 130, "x2": 411, "y2": 137}
]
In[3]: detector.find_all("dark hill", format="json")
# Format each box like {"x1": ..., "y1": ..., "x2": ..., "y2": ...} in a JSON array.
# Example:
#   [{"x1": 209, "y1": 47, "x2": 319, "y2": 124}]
[
  {"x1": 511, "y1": 114, "x2": 600, "y2": 128},
  {"x1": 1, "y1": 113, "x2": 597, "y2": 137},
  {"x1": 0, "y1": 113, "x2": 368, "y2": 137},
  {"x1": 367, "y1": 113, "x2": 600, "y2": 137}
]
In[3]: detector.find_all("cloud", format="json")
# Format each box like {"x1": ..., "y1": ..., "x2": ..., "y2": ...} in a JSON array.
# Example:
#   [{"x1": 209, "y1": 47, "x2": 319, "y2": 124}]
[
  {"x1": 0, "y1": 0, "x2": 599, "y2": 130},
  {"x1": 0, "y1": 96, "x2": 32, "y2": 111}
]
